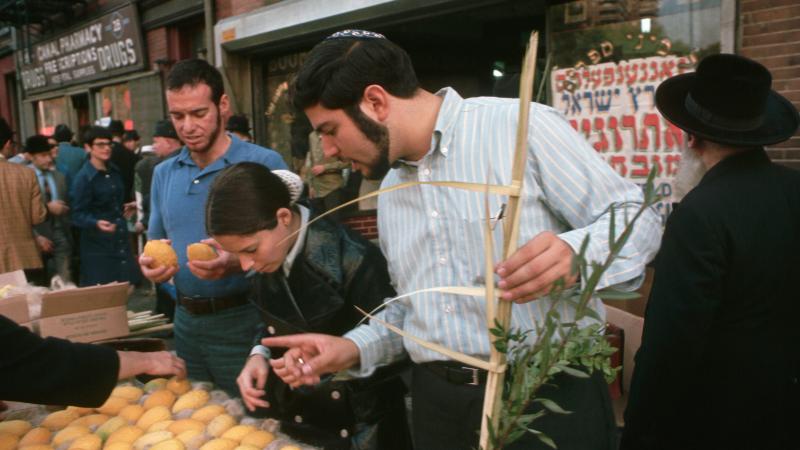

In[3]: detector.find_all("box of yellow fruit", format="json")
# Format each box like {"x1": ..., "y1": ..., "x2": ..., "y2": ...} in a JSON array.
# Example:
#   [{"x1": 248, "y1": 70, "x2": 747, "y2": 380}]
[{"x1": 0, "y1": 377, "x2": 319, "y2": 450}]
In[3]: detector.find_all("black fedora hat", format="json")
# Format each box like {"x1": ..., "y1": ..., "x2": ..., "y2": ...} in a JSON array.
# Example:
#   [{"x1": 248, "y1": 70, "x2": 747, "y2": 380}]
[
  {"x1": 226, "y1": 115, "x2": 251, "y2": 134},
  {"x1": 25, "y1": 134, "x2": 53, "y2": 154},
  {"x1": 153, "y1": 120, "x2": 179, "y2": 140},
  {"x1": 655, "y1": 53, "x2": 799, "y2": 146}
]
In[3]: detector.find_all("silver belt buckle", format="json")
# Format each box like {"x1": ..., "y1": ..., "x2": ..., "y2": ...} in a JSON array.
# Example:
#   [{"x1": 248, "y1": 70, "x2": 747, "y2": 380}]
[{"x1": 462, "y1": 366, "x2": 480, "y2": 385}]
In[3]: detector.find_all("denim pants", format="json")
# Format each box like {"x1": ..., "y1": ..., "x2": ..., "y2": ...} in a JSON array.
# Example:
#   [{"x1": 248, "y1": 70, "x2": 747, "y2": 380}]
[
  {"x1": 174, "y1": 302, "x2": 261, "y2": 397},
  {"x1": 45, "y1": 228, "x2": 72, "y2": 284}
]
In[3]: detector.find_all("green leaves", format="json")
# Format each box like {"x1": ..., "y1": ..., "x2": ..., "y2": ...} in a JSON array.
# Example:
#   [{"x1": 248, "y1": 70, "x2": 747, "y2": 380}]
[
  {"x1": 595, "y1": 289, "x2": 642, "y2": 301},
  {"x1": 535, "y1": 398, "x2": 572, "y2": 415},
  {"x1": 558, "y1": 365, "x2": 589, "y2": 379},
  {"x1": 486, "y1": 168, "x2": 660, "y2": 450}
]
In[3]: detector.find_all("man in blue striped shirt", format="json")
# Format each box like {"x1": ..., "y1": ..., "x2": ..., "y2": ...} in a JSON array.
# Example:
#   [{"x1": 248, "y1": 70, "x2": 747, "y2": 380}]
[{"x1": 265, "y1": 30, "x2": 661, "y2": 449}]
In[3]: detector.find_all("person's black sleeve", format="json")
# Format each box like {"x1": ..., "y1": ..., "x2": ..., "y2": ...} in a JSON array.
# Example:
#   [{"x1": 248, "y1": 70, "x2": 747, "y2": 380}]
[{"x1": 0, "y1": 315, "x2": 119, "y2": 406}]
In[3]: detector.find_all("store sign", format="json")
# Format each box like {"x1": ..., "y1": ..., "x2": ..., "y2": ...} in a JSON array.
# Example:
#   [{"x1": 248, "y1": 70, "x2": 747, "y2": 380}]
[
  {"x1": 547, "y1": 0, "x2": 723, "y2": 224},
  {"x1": 551, "y1": 54, "x2": 695, "y2": 223},
  {"x1": 18, "y1": 4, "x2": 145, "y2": 94}
]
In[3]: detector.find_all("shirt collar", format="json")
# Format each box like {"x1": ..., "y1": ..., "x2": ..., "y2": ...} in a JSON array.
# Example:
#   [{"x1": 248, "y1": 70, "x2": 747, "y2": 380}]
[
  {"x1": 392, "y1": 87, "x2": 462, "y2": 169},
  {"x1": 698, "y1": 147, "x2": 768, "y2": 187},
  {"x1": 282, "y1": 204, "x2": 310, "y2": 277},
  {"x1": 431, "y1": 87, "x2": 463, "y2": 157},
  {"x1": 175, "y1": 147, "x2": 195, "y2": 166},
  {"x1": 33, "y1": 166, "x2": 49, "y2": 178},
  {"x1": 175, "y1": 134, "x2": 243, "y2": 168}
]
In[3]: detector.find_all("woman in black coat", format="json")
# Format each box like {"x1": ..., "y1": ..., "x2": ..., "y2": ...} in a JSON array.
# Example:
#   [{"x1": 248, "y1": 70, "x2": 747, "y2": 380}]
[{"x1": 205, "y1": 162, "x2": 411, "y2": 450}]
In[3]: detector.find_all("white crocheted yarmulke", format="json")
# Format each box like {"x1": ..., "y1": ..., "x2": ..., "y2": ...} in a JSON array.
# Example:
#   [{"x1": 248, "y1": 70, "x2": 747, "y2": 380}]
[{"x1": 272, "y1": 169, "x2": 303, "y2": 204}]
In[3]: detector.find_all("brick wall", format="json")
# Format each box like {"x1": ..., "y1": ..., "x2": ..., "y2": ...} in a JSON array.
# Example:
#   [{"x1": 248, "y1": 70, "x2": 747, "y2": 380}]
[
  {"x1": 146, "y1": 27, "x2": 168, "y2": 70},
  {"x1": 216, "y1": 0, "x2": 280, "y2": 20},
  {"x1": 740, "y1": 0, "x2": 800, "y2": 170},
  {"x1": 0, "y1": 55, "x2": 17, "y2": 134},
  {"x1": 341, "y1": 212, "x2": 379, "y2": 240}
]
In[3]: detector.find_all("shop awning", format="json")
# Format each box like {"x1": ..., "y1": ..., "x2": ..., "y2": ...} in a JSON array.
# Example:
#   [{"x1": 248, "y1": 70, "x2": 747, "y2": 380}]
[
  {"x1": 213, "y1": 0, "x2": 506, "y2": 63},
  {"x1": 0, "y1": 0, "x2": 87, "y2": 30}
]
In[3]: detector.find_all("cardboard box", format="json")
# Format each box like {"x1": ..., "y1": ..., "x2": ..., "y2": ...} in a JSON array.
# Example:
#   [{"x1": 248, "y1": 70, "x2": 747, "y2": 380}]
[
  {"x1": 39, "y1": 282, "x2": 130, "y2": 343},
  {"x1": 0, "y1": 294, "x2": 32, "y2": 330},
  {"x1": 602, "y1": 267, "x2": 651, "y2": 426},
  {"x1": 605, "y1": 305, "x2": 644, "y2": 394},
  {"x1": 1, "y1": 270, "x2": 130, "y2": 342},
  {"x1": 0, "y1": 269, "x2": 27, "y2": 287},
  {"x1": 0, "y1": 270, "x2": 32, "y2": 329}
]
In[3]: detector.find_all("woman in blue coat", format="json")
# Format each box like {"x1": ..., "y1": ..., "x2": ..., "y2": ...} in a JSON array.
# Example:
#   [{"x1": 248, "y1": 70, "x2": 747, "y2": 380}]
[{"x1": 70, "y1": 126, "x2": 140, "y2": 287}]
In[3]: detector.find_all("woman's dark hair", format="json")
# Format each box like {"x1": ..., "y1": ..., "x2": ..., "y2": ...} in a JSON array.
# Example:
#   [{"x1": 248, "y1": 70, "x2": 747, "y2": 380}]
[
  {"x1": 166, "y1": 59, "x2": 225, "y2": 105},
  {"x1": 206, "y1": 162, "x2": 291, "y2": 236},
  {"x1": 83, "y1": 126, "x2": 112, "y2": 145},
  {"x1": 291, "y1": 34, "x2": 419, "y2": 115}
]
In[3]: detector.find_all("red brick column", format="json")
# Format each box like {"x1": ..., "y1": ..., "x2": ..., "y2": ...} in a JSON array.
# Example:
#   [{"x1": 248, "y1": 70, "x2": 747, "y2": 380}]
[
  {"x1": 342, "y1": 212, "x2": 379, "y2": 240},
  {"x1": 146, "y1": 27, "x2": 168, "y2": 70},
  {"x1": 740, "y1": 0, "x2": 800, "y2": 170}
]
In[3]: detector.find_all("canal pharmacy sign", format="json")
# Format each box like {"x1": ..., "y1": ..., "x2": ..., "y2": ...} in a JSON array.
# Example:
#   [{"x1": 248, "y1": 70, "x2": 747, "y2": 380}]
[{"x1": 19, "y1": 4, "x2": 145, "y2": 94}]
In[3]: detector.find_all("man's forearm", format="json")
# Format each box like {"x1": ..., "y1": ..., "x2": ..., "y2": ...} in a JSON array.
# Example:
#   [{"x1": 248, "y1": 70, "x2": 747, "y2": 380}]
[{"x1": 116, "y1": 351, "x2": 153, "y2": 379}]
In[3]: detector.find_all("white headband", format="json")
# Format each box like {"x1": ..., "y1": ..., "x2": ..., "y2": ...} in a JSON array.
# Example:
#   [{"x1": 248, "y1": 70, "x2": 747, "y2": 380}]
[{"x1": 272, "y1": 169, "x2": 303, "y2": 204}]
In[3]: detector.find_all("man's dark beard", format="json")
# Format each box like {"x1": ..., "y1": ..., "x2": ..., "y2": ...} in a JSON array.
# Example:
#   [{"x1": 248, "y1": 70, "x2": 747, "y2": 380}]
[
  {"x1": 189, "y1": 106, "x2": 222, "y2": 154},
  {"x1": 345, "y1": 105, "x2": 391, "y2": 180}
]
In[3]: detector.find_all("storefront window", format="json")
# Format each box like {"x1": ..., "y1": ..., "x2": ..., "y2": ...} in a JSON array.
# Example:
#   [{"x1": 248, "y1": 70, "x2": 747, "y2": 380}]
[
  {"x1": 95, "y1": 82, "x2": 133, "y2": 129},
  {"x1": 36, "y1": 96, "x2": 69, "y2": 136},
  {"x1": 264, "y1": 52, "x2": 308, "y2": 169},
  {"x1": 548, "y1": 0, "x2": 722, "y2": 224}
]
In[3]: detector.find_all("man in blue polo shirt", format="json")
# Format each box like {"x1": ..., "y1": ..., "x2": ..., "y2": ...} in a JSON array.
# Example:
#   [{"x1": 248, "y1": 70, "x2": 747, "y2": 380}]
[{"x1": 139, "y1": 59, "x2": 287, "y2": 396}]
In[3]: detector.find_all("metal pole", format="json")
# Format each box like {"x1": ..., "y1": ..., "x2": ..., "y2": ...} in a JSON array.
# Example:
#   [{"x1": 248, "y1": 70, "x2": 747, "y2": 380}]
[{"x1": 204, "y1": 0, "x2": 214, "y2": 64}]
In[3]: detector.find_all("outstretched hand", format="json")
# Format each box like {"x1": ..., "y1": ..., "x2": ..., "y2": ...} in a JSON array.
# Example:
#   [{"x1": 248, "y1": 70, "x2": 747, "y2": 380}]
[
  {"x1": 262, "y1": 334, "x2": 360, "y2": 388},
  {"x1": 237, "y1": 356, "x2": 270, "y2": 412}
]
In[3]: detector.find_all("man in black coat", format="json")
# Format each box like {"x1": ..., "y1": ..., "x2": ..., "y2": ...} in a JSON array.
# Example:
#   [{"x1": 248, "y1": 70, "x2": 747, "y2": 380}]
[
  {"x1": 0, "y1": 315, "x2": 186, "y2": 407},
  {"x1": 622, "y1": 54, "x2": 800, "y2": 450}
]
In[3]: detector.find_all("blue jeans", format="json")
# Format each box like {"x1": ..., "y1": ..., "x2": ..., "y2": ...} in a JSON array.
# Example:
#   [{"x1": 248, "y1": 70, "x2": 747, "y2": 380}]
[
  {"x1": 45, "y1": 227, "x2": 72, "y2": 284},
  {"x1": 174, "y1": 302, "x2": 261, "y2": 397}
]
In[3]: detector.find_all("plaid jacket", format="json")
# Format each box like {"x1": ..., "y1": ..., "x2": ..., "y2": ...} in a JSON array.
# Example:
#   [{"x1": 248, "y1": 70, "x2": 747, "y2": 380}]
[{"x1": 0, "y1": 161, "x2": 47, "y2": 272}]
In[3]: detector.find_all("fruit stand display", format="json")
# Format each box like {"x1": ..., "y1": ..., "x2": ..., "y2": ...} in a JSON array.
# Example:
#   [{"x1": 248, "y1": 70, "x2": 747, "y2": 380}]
[{"x1": 0, "y1": 377, "x2": 315, "y2": 450}]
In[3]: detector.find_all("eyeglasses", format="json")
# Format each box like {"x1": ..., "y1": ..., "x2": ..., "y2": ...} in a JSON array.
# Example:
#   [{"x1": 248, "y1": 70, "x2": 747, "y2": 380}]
[{"x1": 92, "y1": 142, "x2": 112, "y2": 148}]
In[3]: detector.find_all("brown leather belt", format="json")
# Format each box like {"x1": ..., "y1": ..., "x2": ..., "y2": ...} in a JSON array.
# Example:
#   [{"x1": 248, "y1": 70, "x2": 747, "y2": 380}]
[
  {"x1": 421, "y1": 361, "x2": 488, "y2": 386},
  {"x1": 176, "y1": 291, "x2": 249, "y2": 315}
]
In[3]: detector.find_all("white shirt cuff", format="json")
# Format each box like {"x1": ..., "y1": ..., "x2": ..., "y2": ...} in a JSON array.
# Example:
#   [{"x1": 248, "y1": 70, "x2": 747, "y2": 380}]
[{"x1": 249, "y1": 344, "x2": 271, "y2": 359}]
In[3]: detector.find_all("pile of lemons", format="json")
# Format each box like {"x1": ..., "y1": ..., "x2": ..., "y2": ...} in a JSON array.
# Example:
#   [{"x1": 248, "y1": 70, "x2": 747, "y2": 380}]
[{"x1": 0, "y1": 377, "x2": 306, "y2": 450}]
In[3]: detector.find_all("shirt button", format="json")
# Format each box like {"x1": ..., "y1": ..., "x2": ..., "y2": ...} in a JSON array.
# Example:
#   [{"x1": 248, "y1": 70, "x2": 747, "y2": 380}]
[
  {"x1": 443, "y1": 304, "x2": 454, "y2": 313},
  {"x1": 267, "y1": 326, "x2": 276, "y2": 335},
  {"x1": 294, "y1": 415, "x2": 303, "y2": 423},
  {"x1": 431, "y1": 210, "x2": 439, "y2": 218},
  {"x1": 441, "y1": 147, "x2": 448, "y2": 153},
  {"x1": 193, "y1": 179, "x2": 200, "y2": 184},
  {"x1": 340, "y1": 429, "x2": 349, "y2": 438},
  {"x1": 331, "y1": 390, "x2": 341, "y2": 400},
  {"x1": 423, "y1": 168, "x2": 431, "y2": 176},
  {"x1": 439, "y1": 257, "x2": 447, "y2": 265},
  {"x1": 105, "y1": 174, "x2": 110, "y2": 178}
]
